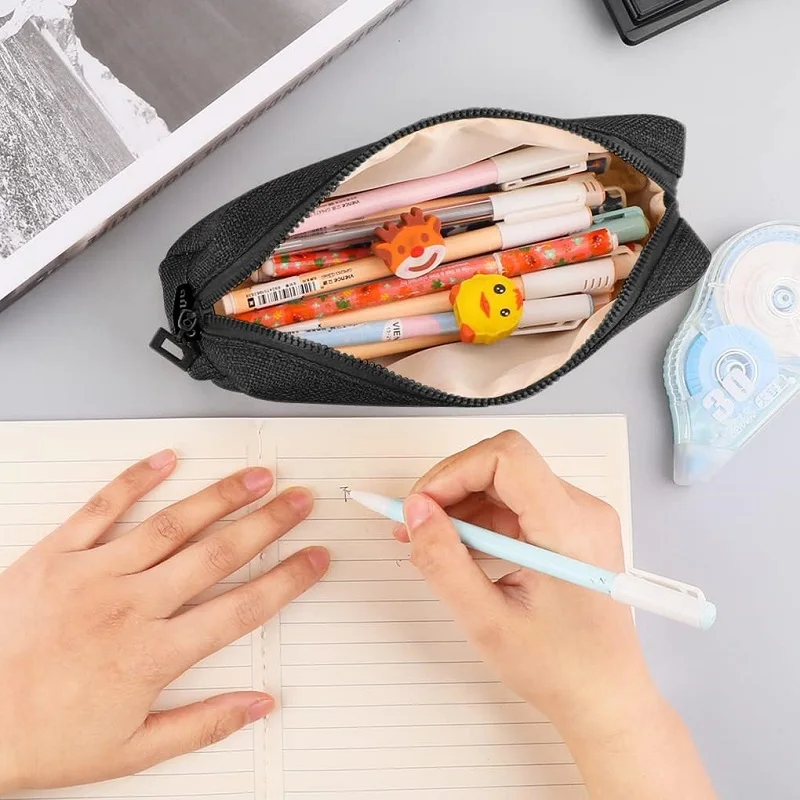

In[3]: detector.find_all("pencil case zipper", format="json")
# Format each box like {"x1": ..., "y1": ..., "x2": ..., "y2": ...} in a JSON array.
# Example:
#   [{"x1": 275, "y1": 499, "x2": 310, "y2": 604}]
[{"x1": 158, "y1": 108, "x2": 680, "y2": 406}]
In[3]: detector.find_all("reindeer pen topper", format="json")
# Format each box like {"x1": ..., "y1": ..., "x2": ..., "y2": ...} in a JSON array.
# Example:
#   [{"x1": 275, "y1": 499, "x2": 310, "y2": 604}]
[{"x1": 372, "y1": 207, "x2": 447, "y2": 279}]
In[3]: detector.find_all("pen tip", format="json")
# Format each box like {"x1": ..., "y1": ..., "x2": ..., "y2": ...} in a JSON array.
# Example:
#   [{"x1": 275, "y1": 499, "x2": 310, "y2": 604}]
[
  {"x1": 347, "y1": 489, "x2": 373, "y2": 506},
  {"x1": 348, "y1": 490, "x2": 390, "y2": 515}
]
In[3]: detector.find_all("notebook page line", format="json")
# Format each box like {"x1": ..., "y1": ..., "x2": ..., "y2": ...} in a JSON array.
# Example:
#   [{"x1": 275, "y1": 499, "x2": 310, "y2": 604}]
[
  {"x1": 0, "y1": 420, "x2": 266, "y2": 800},
  {"x1": 269, "y1": 416, "x2": 631, "y2": 799}
]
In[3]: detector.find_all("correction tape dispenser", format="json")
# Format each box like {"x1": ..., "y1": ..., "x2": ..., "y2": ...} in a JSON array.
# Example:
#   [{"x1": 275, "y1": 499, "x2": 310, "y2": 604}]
[
  {"x1": 372, "y1": 208, "x2": 446, "y2": 279},
  {"x1": 665, "y1": 222, "x2": 800, "y2": 485},
  {"x1": 449, "y1": 274, "x2": 524, "y2": 344}
]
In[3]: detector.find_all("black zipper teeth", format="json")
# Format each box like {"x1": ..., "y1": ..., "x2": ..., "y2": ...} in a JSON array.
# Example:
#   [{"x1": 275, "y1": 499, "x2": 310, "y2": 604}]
[{"x1": 195, "y1": 108, "x2": 679, "y2": 406}]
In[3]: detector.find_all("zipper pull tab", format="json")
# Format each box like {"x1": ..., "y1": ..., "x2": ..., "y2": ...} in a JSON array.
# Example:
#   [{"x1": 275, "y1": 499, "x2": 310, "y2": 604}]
[
  {"x1": 150, "y1": 327, "x2": 198, "y2": 370},
  {"x1": 150, "y1": 284, "x2": 200, "y2": 371}
]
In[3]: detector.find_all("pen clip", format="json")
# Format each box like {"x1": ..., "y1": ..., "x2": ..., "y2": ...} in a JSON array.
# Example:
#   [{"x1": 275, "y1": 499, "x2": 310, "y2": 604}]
[
  {"x1": 613, "y1": 569, "x2": 716, "y2": 629},
  {"x1": 627, "y1": 568, "x2": 708, "y2": 602},
  {"x1": 511, "y1": 320, "x2": 582, "y2": 336},
  {"x1": 500, "y1": 163, "x2": 585, "y2": 192}
]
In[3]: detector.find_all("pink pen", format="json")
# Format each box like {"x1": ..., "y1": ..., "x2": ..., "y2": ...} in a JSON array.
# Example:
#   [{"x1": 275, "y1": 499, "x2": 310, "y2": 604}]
[{"x1": 292, "y1": 147, "x2": 607, "y2": 234}]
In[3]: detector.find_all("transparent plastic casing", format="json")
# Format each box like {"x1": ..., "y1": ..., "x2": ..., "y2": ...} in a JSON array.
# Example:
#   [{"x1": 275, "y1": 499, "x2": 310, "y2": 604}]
[{"x1": 664, "y1": 222, "x2": 800, "y2": 485}]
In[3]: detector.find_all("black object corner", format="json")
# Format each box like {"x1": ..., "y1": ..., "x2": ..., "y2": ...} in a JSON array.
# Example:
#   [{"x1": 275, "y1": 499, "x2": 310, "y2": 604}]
[{"x1": 602, "y1": 0, "x2": 730, "y2": 45}]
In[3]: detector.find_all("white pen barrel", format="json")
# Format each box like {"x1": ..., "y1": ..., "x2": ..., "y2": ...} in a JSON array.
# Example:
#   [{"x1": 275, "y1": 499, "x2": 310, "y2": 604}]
[
  {"x1": 611, "y1": 574, "x2": 717, "y2": 630},
  {"x1": 503, "y1": 202, "x2": 587, "y2": 225},
  {"x1": 521, "y1": 258, "x2": 616, "y2": 299},
  {"x1": 491, "y1": 178, "x2": 604, "y2": 219},
  {"x1": 519, "y1": 294, "x2": 595, "y2": 328},
  {"x1": 492, "y1": 147, "x2": 589, "y2": 184},
  {"x1": 498, "y1": 208, "x2": 592, "y2": 249}
]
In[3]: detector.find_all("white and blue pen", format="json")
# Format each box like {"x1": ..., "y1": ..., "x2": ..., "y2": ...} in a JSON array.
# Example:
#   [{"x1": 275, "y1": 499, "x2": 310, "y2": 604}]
[{"x1": 349, "y1": 491, "x2": 716, "y2": 630}]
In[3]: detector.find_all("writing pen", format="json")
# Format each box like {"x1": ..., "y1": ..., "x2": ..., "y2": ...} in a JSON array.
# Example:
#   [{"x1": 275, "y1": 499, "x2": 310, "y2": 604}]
[
  {"x1": 219, "y1": 209, "x2": 598, "y2": 316},
  {"x1": 274, "y1": 177, "x2": 607, "y2": 255},
  {"x1": 293, "y1": 147, "x2": 610, "y2": 235},
  {"x1": 296, "y1": 293, "x2": 600, "y2": 349},
  {"x1": 278, "y1": 248, "x2": 640, "y2": 334},
  {"x1": 349, "y1": 490, "x2": 717, "y2": 630}
]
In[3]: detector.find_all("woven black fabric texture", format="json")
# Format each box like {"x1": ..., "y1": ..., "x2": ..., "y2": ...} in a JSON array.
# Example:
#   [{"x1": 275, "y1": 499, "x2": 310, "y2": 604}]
[
  {"x1": 157, "y1": 109, "x2": 708, "y2": 407},
  {"x1": 199, "y1": 331, "x2": 432, "y2": 406},
  {"x1": 159, "y1": 145, "x2": 364, "y2": 319},
  {"x1": 620, "y1": 218, "x2": 710, "y2": 326},
  {"x1": 570, "y1": 114, "x2": 686, "y2": 184}
]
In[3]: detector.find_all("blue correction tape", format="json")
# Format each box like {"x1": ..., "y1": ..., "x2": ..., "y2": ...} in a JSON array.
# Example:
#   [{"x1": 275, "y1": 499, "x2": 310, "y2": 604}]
[{"x1": 665, "y1": 222, "x2": 800, "y2": 485}]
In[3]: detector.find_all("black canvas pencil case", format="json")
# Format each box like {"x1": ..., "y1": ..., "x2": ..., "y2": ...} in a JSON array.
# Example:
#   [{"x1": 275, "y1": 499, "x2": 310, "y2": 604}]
[{"x1": 151, "y1": 108, "x2": 710, "y2": 407}]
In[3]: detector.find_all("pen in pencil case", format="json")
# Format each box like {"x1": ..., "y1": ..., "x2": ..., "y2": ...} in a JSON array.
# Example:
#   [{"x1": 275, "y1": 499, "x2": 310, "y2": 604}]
[
  {"x1": 221, "y1": 207, "x2": 648, "y2": 317},
  {"x1": 316, "y1": 187, "x2": 625, "y2": 257},
  {"x1": 338, "y1": 334, "x2": 461, "y2": 358},
  {"x1": 234, "y1": 227, "x2": 620, "y2": 329},
  {"x1": 276, "y1": 177, "x2": 607, "y2": 255},
  {"x1": 349, "y1": 491, "x2": 717, "y2": 630},
  {"x1": 278, "y1": 249, "x2": 640, "y2": 334},
  {"x1": 218, "y1": 208, "x2": 598, "y2": 315},
  {"x1": 336, "y1": 292, "x2": 617, "y2": 359},
  {"x1": 350, "y1": 176, "x2": 624, "y2": 227},
  {"x1": 292, "y1": 147, "x2": 611, "y2": 235},
  {"x1": 249, "y1": 246, "x2": 373, "y2": 283},
  {"x1": 334, "y1": 315, "x2": 603, "y2": 360},
  {"x1": 295, "y1": 292, "x2": 601, "y2": 348}
]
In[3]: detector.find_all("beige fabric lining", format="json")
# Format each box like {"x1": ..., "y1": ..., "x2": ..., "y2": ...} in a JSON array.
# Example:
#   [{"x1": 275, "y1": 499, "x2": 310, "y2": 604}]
[
  {"x1": 330, "y1": 118, "x2": 665, "y2": 398},
  {"x1": 333, "y1": 118, "x2": 609, "y2": 196}
]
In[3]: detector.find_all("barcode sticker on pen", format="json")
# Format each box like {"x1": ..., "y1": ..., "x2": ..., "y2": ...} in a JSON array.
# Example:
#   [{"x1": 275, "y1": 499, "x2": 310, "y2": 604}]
[{"x1": 248, "y1": 277, "x2": 320, "y2": 309}]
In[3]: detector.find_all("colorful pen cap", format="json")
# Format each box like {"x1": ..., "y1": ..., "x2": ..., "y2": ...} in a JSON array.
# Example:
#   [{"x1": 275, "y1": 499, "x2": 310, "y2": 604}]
[
  {"x1": 589, "y1": 207, "x2": 649, "y2": 244},
  {"x1": 372, "y1": 208, "x2": 447, "y2": 280},
  {"x1": 450, "y1": 274, "x2": 524, "y2": 344}
]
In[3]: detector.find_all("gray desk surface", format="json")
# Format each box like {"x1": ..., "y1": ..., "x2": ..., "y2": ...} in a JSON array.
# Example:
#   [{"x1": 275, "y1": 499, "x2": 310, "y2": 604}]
[{"x1": 0, "y1": 1, "x2": 794, "y2": 795}]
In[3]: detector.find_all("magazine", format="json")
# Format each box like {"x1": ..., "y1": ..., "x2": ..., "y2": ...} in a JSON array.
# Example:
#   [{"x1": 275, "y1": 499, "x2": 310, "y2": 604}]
[{"x1": 0, "y1": 0, "x2": 410, "y2": 310}]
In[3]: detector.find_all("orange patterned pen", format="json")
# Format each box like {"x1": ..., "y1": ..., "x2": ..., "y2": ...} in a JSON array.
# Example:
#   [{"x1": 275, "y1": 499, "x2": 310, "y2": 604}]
[{"x1": 234, "y1": 228, "x2": 617, "y2": 330}]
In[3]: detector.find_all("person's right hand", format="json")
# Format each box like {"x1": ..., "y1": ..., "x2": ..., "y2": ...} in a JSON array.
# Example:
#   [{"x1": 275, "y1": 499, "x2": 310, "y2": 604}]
[
  {"x1": 395, "y1": 431, "x2": 717, "y2": 799},
  {"x1": 393, "y1": 430, "x2": 649, "y2": 733}
]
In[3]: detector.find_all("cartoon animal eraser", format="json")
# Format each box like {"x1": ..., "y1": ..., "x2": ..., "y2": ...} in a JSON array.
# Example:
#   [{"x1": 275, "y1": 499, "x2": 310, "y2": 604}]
[
  {"x1": 372, "y1": 207, "x2": 446, "y2": 279},
  {"x1": 450, "y1": 274, "x2": 524, "y2": 344}
]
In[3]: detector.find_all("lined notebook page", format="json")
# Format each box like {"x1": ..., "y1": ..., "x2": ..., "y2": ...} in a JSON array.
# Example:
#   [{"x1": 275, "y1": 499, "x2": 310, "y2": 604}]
[
  {"x1": 0, "y1": 420, "x2": 268, "y2": 800},
  {"x1": 0, "y1": 416, "x2": 631, "y2": 800},
  {"x1": 269, "y1": 416, "x2": 631, "y2": 800}
]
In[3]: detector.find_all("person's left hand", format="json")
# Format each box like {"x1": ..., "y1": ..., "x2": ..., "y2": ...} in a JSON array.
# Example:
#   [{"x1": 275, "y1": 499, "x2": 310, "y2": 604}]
[{"x1": 0, "y1": 450, "x2": 329, "y2": 793}]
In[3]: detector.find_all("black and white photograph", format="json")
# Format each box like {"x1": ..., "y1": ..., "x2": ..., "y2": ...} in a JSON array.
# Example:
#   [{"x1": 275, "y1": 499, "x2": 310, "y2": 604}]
[{"x1": 0, "y1": 0, "x2": 347, "y2": 260}]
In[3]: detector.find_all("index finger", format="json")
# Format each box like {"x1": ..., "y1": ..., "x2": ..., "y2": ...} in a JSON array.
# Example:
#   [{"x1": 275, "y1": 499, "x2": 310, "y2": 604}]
[
  {"x1": 414, "y1": 431, "x2": 573, "y2": 531},
  {"x1": 44, "y1": 450, "x2": 177, "y2": 552}
]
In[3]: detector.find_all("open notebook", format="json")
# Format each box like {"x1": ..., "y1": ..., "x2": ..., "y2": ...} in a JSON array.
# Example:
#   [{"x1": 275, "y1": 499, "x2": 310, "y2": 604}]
[{"x1": 0, "y1": 416, "x2": 632, "y2": 800}]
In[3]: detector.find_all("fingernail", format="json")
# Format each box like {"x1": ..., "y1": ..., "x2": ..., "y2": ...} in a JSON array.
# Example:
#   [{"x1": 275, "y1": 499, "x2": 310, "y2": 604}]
[
  {"x1": 284, "y1": 488, "x2": 313, "y2": 514},
  {"x1": 247, "y1": 697, "x2": 274, "y2": 722},
  {"x1": 243, "y1": 469, "x2": 273, "y2": 493},
  {"x1": 148, "y1": 449, "x2": 176, "y2": 470},
  {"x1": 392, "y1": 523, "x2": 410, "y2": 542},
  {"x1": 404, "y1": 494, "x2": 433, "y2": 531},
  {"x1": 305, "y1": 546, "x2": 330, "y2": 574}
]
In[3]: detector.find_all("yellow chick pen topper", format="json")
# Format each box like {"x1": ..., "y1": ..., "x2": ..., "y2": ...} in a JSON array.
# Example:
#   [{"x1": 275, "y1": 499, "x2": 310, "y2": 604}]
[{"x1": 449, "y1": 274, "x2": 524, "y2": 344}]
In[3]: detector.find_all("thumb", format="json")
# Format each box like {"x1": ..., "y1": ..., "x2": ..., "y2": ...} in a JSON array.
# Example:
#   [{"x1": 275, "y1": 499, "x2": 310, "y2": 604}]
[
  {"x1": 128, "y1": 692, "x2": 273, "y2": 772},
  {"x1": 404, "y1": 494, "x2": 509, "y2": 645}
]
